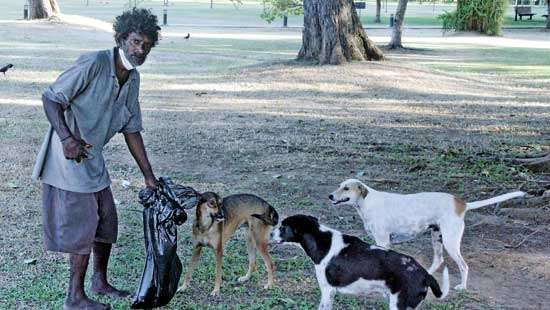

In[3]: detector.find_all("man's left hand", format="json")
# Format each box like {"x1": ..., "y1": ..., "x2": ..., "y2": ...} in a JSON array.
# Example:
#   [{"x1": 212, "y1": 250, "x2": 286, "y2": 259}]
[{"x1": 145, "y1": 177, "x2": 158, "y2": 190}]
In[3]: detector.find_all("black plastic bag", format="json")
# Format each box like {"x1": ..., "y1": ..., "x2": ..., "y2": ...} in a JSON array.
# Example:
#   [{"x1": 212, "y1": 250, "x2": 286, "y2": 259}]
[{"x1": 131, "y1": 177, "x2": 199, "y2": 309}]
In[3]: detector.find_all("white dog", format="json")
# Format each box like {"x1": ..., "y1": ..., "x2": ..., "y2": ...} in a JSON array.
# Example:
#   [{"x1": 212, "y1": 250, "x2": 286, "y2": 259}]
[{"x1": 329, "y1": 179, "x2": 525, "y2": 290}]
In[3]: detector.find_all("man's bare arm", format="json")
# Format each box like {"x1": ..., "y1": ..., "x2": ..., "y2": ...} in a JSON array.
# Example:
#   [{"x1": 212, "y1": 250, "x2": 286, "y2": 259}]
[{"x1": 123, "y1": 132, "x2": 157, "y2": 188}]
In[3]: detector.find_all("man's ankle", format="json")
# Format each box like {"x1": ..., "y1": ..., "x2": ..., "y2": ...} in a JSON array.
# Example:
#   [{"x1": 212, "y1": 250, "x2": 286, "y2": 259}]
[{"x1": 91, "y1": 274, "x2": 108, "y2": 286}]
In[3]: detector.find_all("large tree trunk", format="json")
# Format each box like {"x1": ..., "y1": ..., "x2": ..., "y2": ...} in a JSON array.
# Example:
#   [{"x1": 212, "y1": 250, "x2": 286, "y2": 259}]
[
  {"x1": 388, "y1": 0, "x2": 409, "y2": 49},
  {"x1": 31, "y1": 0, "x2": 60, "y2": 19},
  {"x1": 375, "y1": 0, "x2": 381, "y2": 23},
  {"x1": 299, "y1": 0, "x2": 384, "y2": 64}
]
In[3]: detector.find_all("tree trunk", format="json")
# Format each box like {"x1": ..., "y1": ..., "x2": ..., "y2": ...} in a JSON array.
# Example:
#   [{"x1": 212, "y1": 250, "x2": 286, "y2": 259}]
[
  {"x1": 31, "y1": 0, "x2": 61, "y2": 19},
  {"x1": 299, "y1": 0, "x2": 384, "y2": 64},
  {"x1": 388, "y1": 0, "x2": 409, "y2": 49},
  {"x1": 375, "y1": 0, "x2": 381, "y2": 23}
]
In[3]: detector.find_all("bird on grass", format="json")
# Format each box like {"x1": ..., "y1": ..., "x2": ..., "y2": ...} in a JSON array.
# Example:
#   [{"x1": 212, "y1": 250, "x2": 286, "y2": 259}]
[
  {"x1": 184, "y1": 33, "x2": 190, "y2": 39},
  {"x1": 0, "y1": 64, "x2": 13, "y2": 76}
]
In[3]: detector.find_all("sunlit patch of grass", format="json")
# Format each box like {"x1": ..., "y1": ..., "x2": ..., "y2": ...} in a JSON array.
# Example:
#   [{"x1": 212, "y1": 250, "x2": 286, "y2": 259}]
[{"x1": 424, "y1": 46, "x2": 550, "y2": 78}]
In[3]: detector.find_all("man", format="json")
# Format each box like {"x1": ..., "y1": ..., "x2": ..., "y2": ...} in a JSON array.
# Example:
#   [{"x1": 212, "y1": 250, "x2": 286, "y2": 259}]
[{"x1": 32, "y1": 9, "x2": 161, "y2": 310}]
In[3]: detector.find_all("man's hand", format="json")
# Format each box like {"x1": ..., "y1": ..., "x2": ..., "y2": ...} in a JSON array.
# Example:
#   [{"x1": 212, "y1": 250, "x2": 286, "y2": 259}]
[
  {"x1": 62, "y1": 136, "x2": 92, "y2": 162},
  {"x1": 145, "y1": 177, "x2": 158, "y2": 190}
]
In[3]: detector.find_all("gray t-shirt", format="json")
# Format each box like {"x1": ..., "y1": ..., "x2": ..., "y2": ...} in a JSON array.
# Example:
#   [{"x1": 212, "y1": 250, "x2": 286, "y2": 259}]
[{"x1": 32, "y1": 48, "x2": 143, "y2": 193}]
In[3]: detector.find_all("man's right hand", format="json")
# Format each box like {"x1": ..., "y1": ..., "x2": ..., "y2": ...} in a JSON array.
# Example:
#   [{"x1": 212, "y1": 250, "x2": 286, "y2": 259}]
[{"x1": 61, "y1": 136, "x2": 92, "y2": 162}]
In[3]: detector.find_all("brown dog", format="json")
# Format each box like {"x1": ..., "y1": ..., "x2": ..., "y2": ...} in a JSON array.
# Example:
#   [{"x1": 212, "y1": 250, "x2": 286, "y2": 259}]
[{"x1": 178, "y1": 192, "x2": 278, "y2": 296}]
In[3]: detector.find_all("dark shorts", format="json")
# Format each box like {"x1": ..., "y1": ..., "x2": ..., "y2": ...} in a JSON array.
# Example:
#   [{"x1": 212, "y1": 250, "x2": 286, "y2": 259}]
[{"x1": 42, "y1": 184, "x2": 118, "y2": 255}]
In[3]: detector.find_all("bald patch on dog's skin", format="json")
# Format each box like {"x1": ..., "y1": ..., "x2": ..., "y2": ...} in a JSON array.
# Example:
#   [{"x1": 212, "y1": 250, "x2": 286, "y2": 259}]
[{"x1": 454, "y1": 198, "x2": 467, "y2": 217}]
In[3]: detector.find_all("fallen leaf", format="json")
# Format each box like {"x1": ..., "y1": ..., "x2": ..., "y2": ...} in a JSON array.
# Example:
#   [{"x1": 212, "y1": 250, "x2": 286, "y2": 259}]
[{"x1": 121, "y1": 180, "x2": 131, "y2": 188}]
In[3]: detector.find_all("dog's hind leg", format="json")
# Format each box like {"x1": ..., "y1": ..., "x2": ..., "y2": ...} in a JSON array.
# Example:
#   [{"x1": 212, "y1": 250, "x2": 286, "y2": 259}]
[
  {"x1": 441, "y1": 222, "x2": 468, "y2": 290},
  {"x1": 179, "y1": 245, "x2": 202, "y2": 292},
  {"x1": 318, "y1": 287, "x2": 335, "y2": 310},
  {"x1": 239, "y1": 228, "x2": 257, "y2": 283},
  {"x1": 255, "y1": 227, "x2": 275, "y2": 289},
  {"x1": 388, "y1": 293, "x2": 399, "y2": 310},
  {"x1": 389, "y1": 292, "x2": 409, "y2": 310},
  {"x1": 428, "y1": 227, "x2": 444, "y2": 274}
]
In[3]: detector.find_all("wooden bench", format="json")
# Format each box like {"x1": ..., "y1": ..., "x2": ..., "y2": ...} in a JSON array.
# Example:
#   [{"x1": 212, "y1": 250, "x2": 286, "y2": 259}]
[{"x1": 515, "y1": 6, "x2": 536, "y2": 21}]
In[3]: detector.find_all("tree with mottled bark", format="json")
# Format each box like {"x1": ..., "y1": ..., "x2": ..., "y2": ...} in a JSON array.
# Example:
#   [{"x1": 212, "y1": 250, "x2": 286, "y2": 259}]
[
  {"x1": 388, "y1": 0, "x2": 408, "y2": 49},
  {"x1": 299, "y1": 0, "x2": 384, "y2": 64},
  {"x1": 375, "y1": 0, "x2": 381, "y2": 23},
  {"x1": 31, "y1": 0, "x2": 60, "y2": 19}
]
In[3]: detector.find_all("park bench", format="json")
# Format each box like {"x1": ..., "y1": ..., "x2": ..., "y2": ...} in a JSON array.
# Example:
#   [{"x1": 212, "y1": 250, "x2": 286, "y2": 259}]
[
  {"x1": 354, "y1": 1, "x2": 366, "y2": 10},
  {"x1": 515, "y1": 6, "x2": 536, "y2": 21}
]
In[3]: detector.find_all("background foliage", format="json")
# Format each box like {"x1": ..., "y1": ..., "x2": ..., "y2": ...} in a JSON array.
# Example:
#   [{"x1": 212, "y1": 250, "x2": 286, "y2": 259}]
[
  {"x1": 439, "y1": 0, "x2": 508, "y2": 35},
  {"x1": 260, "y1": 0, "x2": 303, "y2": 23}
]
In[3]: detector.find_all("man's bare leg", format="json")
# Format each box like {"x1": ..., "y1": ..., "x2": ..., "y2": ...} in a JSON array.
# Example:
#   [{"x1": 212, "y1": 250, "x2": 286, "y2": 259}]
[
  {"x1": 65, "y1": 254, "x2": 110, "y2": 310},
  {"x1": 90, "y1": 242, "x2": 130, "y2": 298}
]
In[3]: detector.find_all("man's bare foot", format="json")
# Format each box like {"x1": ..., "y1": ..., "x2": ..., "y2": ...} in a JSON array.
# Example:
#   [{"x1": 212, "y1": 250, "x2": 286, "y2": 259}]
[
  {"x1": 90, "y1": 281, "x2": 131, "y2": 299},
  {"x1": 63, "y1": 296, "x2": 110, "y2": 310}
]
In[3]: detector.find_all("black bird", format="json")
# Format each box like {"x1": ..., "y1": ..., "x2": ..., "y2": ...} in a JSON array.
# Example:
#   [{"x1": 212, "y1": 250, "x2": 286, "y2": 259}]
[
  {"x1": 184, "y1": 33, "x2": 190, "y2": 39},
  {"x1": 0, "y1": 64, "x2": 13, "y2": 75}
]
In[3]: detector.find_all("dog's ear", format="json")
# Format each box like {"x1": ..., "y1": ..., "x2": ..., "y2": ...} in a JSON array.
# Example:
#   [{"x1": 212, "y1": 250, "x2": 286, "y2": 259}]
[
  {"x1": 358, "y1": 183, "x2": 369, "y2": 198},
  {"x1": 197, "y1": 192, "x2": 205, "y2": 203}
]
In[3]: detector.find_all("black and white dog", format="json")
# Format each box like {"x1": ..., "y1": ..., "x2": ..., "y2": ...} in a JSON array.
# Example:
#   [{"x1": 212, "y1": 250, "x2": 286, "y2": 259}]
[{"x1": 271, "y1": 215, "x2": 449, "y2": 310}]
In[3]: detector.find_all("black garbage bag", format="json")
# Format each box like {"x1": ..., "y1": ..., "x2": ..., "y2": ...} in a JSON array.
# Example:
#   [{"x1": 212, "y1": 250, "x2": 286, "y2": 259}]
[{"x1": 131, "y1": 177, "x2": 200, "y2": 309}]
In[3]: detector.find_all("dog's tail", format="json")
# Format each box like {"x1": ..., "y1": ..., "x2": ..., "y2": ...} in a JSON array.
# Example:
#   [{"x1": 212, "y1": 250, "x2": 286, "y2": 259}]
[
  {"x1": 466, "y1": 191, "x2": 525, "y2": 210},
  {"x1": 425, "y1": 267, "x2": 449, "y2": 300},
  {"x1": 251, "y1": 205, "x2": 279, "y2": 226}
]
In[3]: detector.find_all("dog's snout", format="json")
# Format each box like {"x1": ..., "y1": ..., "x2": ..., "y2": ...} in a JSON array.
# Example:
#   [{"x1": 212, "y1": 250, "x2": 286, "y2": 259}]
[
  {"x1": 328, "y1": 194, "x2": 334, "y2": 200},
  {"x1": 213, "y1": 211, "x2": 225, "y2": 222}
]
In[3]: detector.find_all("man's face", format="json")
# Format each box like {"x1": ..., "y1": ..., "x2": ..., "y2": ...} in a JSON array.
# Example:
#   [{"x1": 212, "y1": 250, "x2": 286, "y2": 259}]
[{"x1": 120, "y1": 32, "x2": 153, "y2": 66}]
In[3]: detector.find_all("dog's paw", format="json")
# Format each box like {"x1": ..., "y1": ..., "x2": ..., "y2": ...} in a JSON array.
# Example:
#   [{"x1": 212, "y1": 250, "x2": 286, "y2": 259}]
[
  {"x1": 238, "y1": 275, "x2": 250, "y2": 283},
  {"x1": 454, "y1": 284, "x2": 467, "y2": 291},
  {"x1": 209, "y1": 289, "x2": 220, "y2": 296}
]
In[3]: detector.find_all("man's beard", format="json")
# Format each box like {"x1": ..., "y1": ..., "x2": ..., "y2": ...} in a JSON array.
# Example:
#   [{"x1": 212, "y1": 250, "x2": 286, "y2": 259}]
[{"x1": 120, "y1": 44, "x2": 146, "y2": 67}]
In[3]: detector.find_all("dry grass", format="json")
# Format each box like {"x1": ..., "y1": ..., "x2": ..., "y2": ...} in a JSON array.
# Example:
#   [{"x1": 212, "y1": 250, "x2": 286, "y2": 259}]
[{"x1": 0, "y1": 19, "x2": 549, "y2": 309}]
